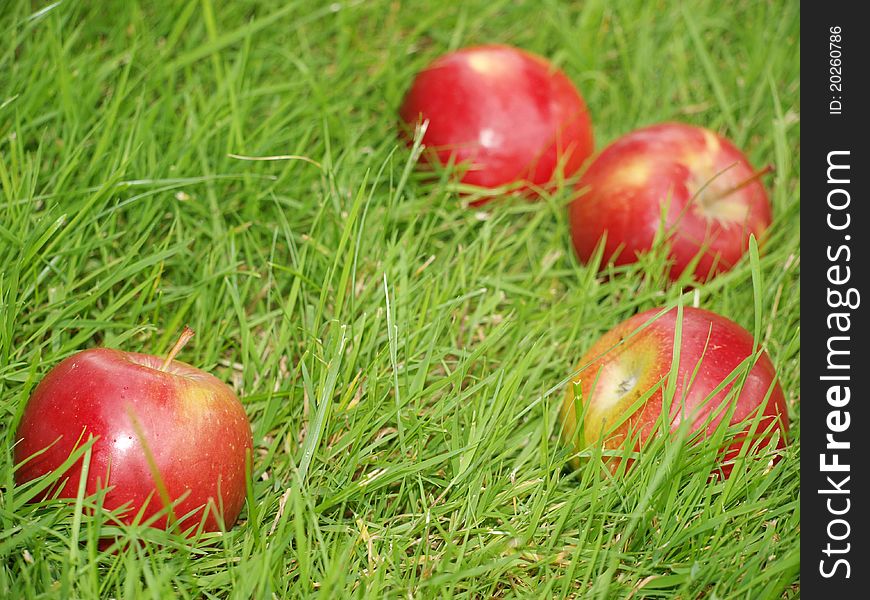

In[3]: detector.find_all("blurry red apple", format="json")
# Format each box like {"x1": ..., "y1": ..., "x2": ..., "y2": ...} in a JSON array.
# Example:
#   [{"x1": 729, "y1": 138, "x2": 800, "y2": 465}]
[
  {"x1": 399, "y1": 44, "x2": 594, "y2": 202},
  {"x1": 560, "y1": 307, "x2": 788, "y2": 477},
  {"x1": 14, "y1": 327, "x2": 252, "y2": 536},
  {"x1": 568, "y1": 122, "x2": 773, "y2": 281}
]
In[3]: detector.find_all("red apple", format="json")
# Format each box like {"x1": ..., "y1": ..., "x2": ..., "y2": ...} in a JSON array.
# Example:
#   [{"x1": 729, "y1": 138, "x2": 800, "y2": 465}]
[
  {"x1": 568, "y1": 122, "x2": 773, "y2": 281},
  {"x1": 14, "y1": 328, "x2": 253, "y2": 536},
  {"x1": 399, "y1": 44, "x2": 594, "y2": 202},
  {"x1": 560, "y1": 307, "x2": 788, "y2": 476}
]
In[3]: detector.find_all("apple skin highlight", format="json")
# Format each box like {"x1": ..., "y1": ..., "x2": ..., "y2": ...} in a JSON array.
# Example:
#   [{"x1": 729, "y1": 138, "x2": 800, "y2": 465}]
[
  {"x1": 14, "y1": 348, "x2": 253, "y2": 534},
  {"x1": 560, "y1": 307, "x2": 788, "y2": 477},
  {"x1": 568, "y1": 122, "x2": 772, "y2": 281},
  {"x1": 399, "y1": 44, "x2": 594, "y2": 200}
]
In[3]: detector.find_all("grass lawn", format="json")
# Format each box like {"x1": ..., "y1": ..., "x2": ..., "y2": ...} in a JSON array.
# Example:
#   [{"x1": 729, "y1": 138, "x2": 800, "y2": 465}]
[{"x1": 1, "y1": 0, "x2": 800, "y2": 598}]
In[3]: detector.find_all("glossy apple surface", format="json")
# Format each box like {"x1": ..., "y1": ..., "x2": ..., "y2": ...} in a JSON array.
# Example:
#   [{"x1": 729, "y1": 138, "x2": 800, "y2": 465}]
[
  {"x1": 14, "y1": 343, "x2": 252, "y2": 534},
  {"x1": 560, "y1": 307, "x2": 788, "y2": 476},
  {"x1": 399, "y1": 44, "x2": 594, "y2": 200},
  {"x1": 568, "y1": 122, "x2": 772, "y2": 281}
]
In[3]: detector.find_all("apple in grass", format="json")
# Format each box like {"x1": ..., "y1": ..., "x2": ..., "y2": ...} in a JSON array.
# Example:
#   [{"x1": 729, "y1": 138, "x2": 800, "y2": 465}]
[
  {"x1": 14, "y1": 327, "x2": 253, "y2": 537},
  {"x1": 568, "y1": 122, "x2": 773, "y2": 281},
  {"x1": 398, "y1": 44, "x2": 594, "y2": 203},
  {"x1": 560, "y1": 307, "x2": 788, "y2": 477}
]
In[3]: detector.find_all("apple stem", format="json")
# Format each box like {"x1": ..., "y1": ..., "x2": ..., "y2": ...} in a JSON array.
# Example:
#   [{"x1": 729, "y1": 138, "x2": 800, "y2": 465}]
[
  {"x1": 159, "y1": 326, "x2": 195, "y2": 372},
  {"x1": 709, "y1": 164, "x2": 774, "y2": 201}
]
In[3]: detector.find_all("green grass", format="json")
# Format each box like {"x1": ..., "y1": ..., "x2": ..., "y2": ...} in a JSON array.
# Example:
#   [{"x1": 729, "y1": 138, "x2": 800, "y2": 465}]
[{"x1": 1, "y1": 0, "x2": 800, "y2": 598}]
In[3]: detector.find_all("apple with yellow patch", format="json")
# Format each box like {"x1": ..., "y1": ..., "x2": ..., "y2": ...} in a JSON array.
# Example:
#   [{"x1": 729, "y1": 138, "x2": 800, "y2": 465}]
[
  {"x1": 399, "y1": 44, "x2": 594, "y2": 202},
  {"x1": 568, "y1": 122, "x2": 773, "y2": 281},
  {"x1": 560, "y1": 306, "x2": 788, "y2": 477},
  {"x1": 14, "y1": 328, "x2": 252, "y2": 536}
]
